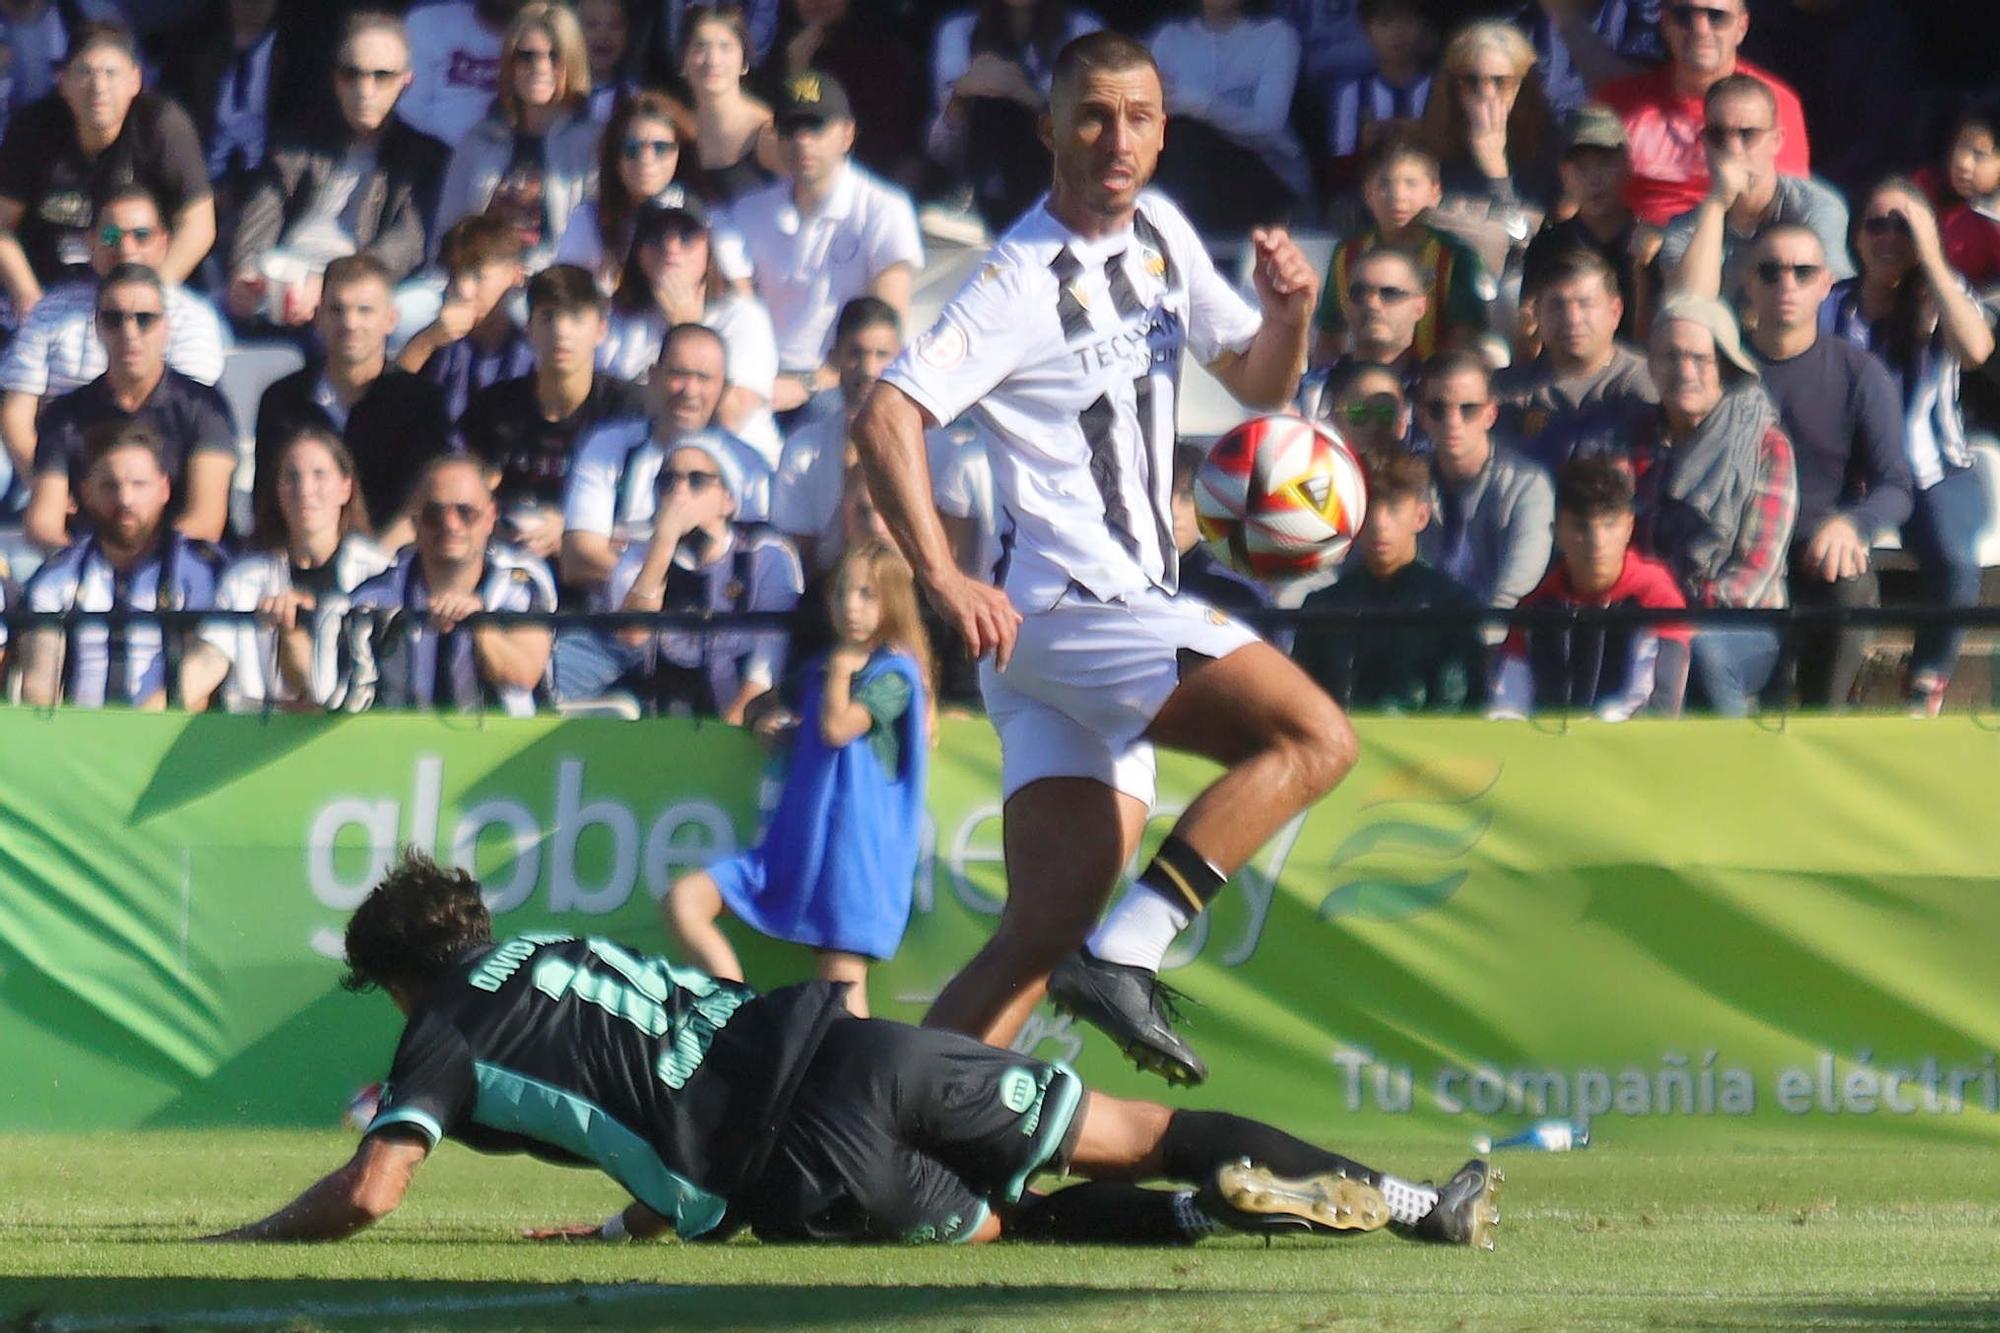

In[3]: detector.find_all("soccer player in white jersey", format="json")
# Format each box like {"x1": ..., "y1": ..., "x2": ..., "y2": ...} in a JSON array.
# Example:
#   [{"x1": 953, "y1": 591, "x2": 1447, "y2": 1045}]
[{"x1": 854, "y1": 31, "x2": 1355, "y2": 1087}]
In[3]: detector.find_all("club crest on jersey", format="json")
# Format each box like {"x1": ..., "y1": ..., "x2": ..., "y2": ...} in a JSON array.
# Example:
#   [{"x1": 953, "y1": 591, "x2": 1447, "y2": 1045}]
[
  {"x1": 1140, "y1": 244, "x2": 1167, "y2": 280},
  {"x1": 917, "y1": 322, "x2": 969, "y2": 370}
]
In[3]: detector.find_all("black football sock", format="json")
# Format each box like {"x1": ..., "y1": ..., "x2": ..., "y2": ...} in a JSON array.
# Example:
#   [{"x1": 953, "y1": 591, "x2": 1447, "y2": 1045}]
[
  {"x1": 1008, "y1": 1182, "x2": 1207, "y2": 1246},
  {"x1": 1158, "y1": 1110, "x2": 1382, "y2": 1189}
]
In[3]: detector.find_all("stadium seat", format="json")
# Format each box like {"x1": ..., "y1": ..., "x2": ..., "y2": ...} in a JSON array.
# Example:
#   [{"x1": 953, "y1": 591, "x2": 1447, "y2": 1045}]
[{"x1": 215, "y1": 343, "x2": 307, "y2": 535}]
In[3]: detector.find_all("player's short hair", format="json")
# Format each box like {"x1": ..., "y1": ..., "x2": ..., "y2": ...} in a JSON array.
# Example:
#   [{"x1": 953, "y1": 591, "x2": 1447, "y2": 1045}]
[
  {"x1": 1361, "y1": 447, "x2": 1432, "y2": 506},
  {"x1": 341, "y1": 849, "x2": 495, "y2": 994},
  {"x1": 323, "y1": 252, "x2": 395, "y2": 296},
  {"x1": 1363, "y1": 128, "x2": 1439, "y2": 183},
  {"x1": 440, "y1": 214, "x2": 526, "y2": 276},
  {"x1": 96, "y1": 261, "x2": 164, "y2": 308},
  {"x1": 1556, "y1": 456, "x2": 1635, "y2": 518},
  {"x1": 1705, "y1": 73, "x2": 1776, "y2": 121},
  {"x1": 83, "y1": 419, "x2": 167, "y2": 477},
  {"x1": 527, "y1": 263, "x2": 607, "y2": 318},
  {"x1": 65, "y1": 19, "x2": 137, "y2": 66},
  {"x1": 833, "y1": 296, "x2": 900, "y2": 347},
  {"x1": 1419, "y1": 349, "x2": 1491, "y2": 393},
  {"x1": 1050, "y1": 30, "x2": 1158, "y2": 108},
  {"x1": 1531, "y1": 246, "x2": 1619, "y2": 299}
]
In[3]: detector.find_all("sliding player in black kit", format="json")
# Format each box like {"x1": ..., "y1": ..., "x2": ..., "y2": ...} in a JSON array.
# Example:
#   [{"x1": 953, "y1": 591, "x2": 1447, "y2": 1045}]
[{"x1": 205, "y1": 852, "x2": 1497, "y2": 1249}]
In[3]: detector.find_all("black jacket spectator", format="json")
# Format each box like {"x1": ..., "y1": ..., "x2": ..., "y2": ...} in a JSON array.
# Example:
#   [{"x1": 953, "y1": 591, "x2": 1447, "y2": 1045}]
[
  {"x1": 462, "y1": 371, "x2": 648, "y2": 513},
  {"x1": 230, "y1": 118, "x2": 451, "y2": 287},
  {"x1": 254, "y1": 366, "x2": 452, "y2": 534}
]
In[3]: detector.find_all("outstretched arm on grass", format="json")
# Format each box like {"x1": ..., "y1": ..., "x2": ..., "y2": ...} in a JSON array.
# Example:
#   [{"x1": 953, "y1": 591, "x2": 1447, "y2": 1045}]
[
  {"x1": 523, "y1": 1200, "x2": 671, "y2": 1242},
  {"x1": 201, "y1": 1132, "x2": 430, "y2": 1242}
]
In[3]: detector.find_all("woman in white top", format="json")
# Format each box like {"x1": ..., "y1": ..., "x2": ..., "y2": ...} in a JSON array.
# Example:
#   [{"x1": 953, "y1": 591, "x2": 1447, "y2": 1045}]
[
  {"x1": 1149, "y1": 0, "x2": 1309, "y2": 232},
  {"x1": 435, "y1": 2, "x2": 601, "y2": 272},
  {"x1": 599, "y1": 202, "x2": 784, "y2": 466},
  {"x1": 929, "y1": 2, "x2": 1100, "y2": 233},
  {"x1": 680, "y1": 5, "x2": 783, "y2": 205},
  {"x1": 183, "y1": 428, "x2": 392, "y2": 713}
]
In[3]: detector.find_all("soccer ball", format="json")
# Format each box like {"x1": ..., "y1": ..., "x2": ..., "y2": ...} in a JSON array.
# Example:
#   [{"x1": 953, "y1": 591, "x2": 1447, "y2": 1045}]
[
  {"x1": 343, "y1": 1082, "x2": 382, "y2": 1133},
  {"x1": 1194, "y1": 414, "x2": 1368, "y2": 579}
]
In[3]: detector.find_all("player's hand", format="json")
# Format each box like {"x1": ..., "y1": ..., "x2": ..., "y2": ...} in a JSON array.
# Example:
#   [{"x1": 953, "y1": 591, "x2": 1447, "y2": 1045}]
[
  {"x1": 256, "y1": 589, "x2": 318, "y2": 632},
  {"x1": 522, "y1": 1222, "x2": 617, "y2": 1242},
  {"x1": 428, "y1": 591, "x2": 485, "y2": 633},
  {"x1": 1249, "y1": 228, "x2": 1319, "y2": 329},
  {"x1": 925, "y1": 568, "x2": 1021, "y2": 670},
  {"x1": 1805, "y1": 515, "x2": 1870, "y2": 582}
]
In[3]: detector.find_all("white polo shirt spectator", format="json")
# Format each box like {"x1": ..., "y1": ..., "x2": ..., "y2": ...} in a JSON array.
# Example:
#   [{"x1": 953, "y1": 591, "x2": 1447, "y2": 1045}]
[
  {"x1": 398, "y1": 1, "x2": 506, "y2": 145},
  {"x1": 347, "y1": 541, "x2": 556, "y2": 717},
  {"x1": 732, "y1": 162, "x2": 924, "y2": 374},
  {"x1": 0, "y1": 279, "x2": 228, "y2": 398},
  {"x1": 771, "y1": 404, "x2": 966, "y2": 575},
  {"x1": 564, "y1": 421, "x2": 773, "y2": 543},
  {"x1": 597, "y1": 291, "x2": 784, "y2": 466}
]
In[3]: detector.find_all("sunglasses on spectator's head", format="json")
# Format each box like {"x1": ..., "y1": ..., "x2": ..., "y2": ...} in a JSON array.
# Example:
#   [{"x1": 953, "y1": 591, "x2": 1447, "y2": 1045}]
[
  {"x1": 336, "y1": 63, "x2": 403, "y2": 84},
  {"x1": 622, "y1": 137, "x2": 678, "y2": 160},
  {"x1": 1340, "y1": 395, "x2": 1401, "y2": 428},
  {"x1": 99, "y1": 224, "x2": 154, "y2": 247},
  {"x1": 1863, "y1": 214, "x2": 1912, "y2": 237},
  {"x1": 419, "y1": 500, "x2": 484, "y2": 527},
  {"x1": 97, "y1": 307, "x2": 161, "y2": 331},
  {"x1": 1420, "y1": 397, "x2": 1488, "y2": 420},
  {"x1": 1702, "y1": 123, "x2": 1769, "y2": 150},
  {"x1": 659, "y1": 468, "x2": 720, "y2": 492},
  {"x1": 1753, "y1": 261, "x2": 1823, "y2": 285},
  {"x1": 1348, "y1": 281, "x2": 1417, "y2": 306},
  {"x1": 1665, "y1": 3, "x2": 1734, "y2": 29}
]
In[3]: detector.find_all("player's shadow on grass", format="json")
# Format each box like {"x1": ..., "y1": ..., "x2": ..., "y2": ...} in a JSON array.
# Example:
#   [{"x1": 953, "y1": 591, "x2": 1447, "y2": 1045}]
[
  {"x1": 1706, "y1": 1296, "x2": 2000, "y2": 1329},
  {"x1": 0, "y1": 1276, "x2": 1197, "y2": 1330}
]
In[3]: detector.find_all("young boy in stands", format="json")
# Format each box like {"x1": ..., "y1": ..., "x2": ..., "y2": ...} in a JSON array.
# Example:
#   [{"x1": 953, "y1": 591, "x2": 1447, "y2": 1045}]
[
  {"x1": 1312, "y1": 132, "x2": 1490, "y2": 368},
  {"x1": 1489, "y1": 456, "x2": 1689, "y2": 721}
]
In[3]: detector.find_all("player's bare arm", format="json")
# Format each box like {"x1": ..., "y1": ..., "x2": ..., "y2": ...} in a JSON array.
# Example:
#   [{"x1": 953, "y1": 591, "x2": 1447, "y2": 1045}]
[
  {"x1": 523, "y1": 1201, "x2": 671, "y2": 1242},
  {"x1": 852, "y1": 382, "x2": 1022, "y2": 667},
  {"x1": 1208, "y1": 228, "x2": 1319, "y2": 410},
  {"x1": 204, "y1": 1130, "x2": 429, "y2": 1242}
]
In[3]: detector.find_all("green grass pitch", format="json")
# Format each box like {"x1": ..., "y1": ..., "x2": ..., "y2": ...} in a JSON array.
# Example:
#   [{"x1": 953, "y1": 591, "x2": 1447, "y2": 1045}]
[{"x1": 3, "y1": 1130, "x2": 1997, "y2": 1331}]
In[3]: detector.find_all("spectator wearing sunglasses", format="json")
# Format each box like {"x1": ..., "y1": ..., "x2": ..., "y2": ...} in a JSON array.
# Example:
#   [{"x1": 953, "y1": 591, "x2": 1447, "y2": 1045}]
[
  {"x1": 1744, "y1": 222, "x2": 1911, "y2": 709},
  {"x1": 1587, "y1": 0, "x2": 1808, "y2": 226},
  {"x1": 1414, "y1": 350, "x2": 1555, "y2": 622},
  {"x1": 24, "y1": 263, "x2": 235, "y2": 553},
  {"x1": 601, "y1": 437, "x2": 804, "y2": 719},
  {"x1": 344, "y1": 454, "x2": 556, "y2": 717},
  {"x1": 1495, "y1": 246, "x2": 1655, "y2": 468},
  {"x1": 1304, "y1": 358, "x2": 1410, "y2": 452},
  {"x1": 0, "y1": 186, "x2": 228, "y2": 503},
  {"x1": 226, "y1": 13, "x2": 450, "y2": 334},
  {"x1": 1315, "y1": 245, "x2": 1431, "y2": 384},
  {"x1": 1658, "y1": 75, "x2": 1848, "y2": 306}
]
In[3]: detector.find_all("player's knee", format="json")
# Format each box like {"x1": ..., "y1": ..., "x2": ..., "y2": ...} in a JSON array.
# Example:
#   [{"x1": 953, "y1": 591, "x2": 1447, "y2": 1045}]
[{"x1": 1283, "y1": 700, "x2": 1357, "y2": 800}]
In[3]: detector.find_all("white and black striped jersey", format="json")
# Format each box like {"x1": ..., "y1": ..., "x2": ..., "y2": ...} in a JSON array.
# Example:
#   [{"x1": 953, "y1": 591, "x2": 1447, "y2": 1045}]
[
  {"x1": 347, "y1": 543, "x2": 557, "y2": 717},
  {"x1": 883, "y1": 190, "x2": 1261, "y2": 608},
  {"x1": 24, "y1": 532, "x2": 222, "y2": 706}
]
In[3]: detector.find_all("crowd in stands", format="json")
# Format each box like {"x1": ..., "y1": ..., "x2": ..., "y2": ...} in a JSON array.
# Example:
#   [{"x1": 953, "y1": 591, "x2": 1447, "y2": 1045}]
[{"x1": 0, "y1": 0, "x2": 1993, "y2": 722}]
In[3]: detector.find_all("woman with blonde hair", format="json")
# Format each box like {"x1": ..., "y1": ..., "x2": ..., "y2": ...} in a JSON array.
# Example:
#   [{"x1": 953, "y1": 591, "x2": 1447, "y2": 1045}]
[
  {"x1": 436, "y1": 1, "x2": 601, "y2": 269},
  {"x1": 1421, "y1": 20, "x2": 1558, "y2": 222}
]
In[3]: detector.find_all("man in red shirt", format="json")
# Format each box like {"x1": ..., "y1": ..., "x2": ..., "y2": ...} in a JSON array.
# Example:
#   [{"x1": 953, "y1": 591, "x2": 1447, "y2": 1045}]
[{"x1": 1580, "y1": 0, "x2": 1808, "y2": 225}]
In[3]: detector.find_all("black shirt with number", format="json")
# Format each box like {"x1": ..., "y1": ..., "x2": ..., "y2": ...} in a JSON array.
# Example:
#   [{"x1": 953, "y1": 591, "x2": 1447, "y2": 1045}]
[
  {"x1": 461, "y1": 372, "x2": 647, "y2": 511},
  {"x1": 0, "y1": 91, "x2": 210, "y2": 287},
  {"x1": 364, "y1": 933, "x2": 845, "y2": 1238}
]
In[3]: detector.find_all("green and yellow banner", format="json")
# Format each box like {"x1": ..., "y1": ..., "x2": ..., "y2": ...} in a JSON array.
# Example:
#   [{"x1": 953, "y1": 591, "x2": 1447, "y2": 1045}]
[{"x1": 2, "y1": 710, "x2": 1997, "y2": 1144}]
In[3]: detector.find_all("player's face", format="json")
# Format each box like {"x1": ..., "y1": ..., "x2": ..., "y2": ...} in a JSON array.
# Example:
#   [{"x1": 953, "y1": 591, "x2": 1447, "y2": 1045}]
[
  {"x1": 61, "y1": 45, "x2": 140, "y2": 134},
  {"x1": 1358, "y1": 493, "x2": 1427, "y2": 577},
  {"x1": 1536, "y1": 274, "x2": 1621, "y2": 365},
  {"x1": 1047, "y1": 64, "x2": 1165, "y2": 222},
  {"x1": 1362, "y1": 159, "x2": 1441, "y2": 233},
  {"x1": 656, "y1": 336, "x2": 725, "y2": 432},
  {"x1": 416, "y1": 464, "x2": 497, "y2": 566},
  {"x1": 1417, "y1": 368, "x2": 1496, "y2": 470},
  {"x1": 1747, "y1": 232, "x2": 1830, "y2": 334},
  {"x1": 95, "y1": 281, "x2": 166, "y2": 379},
  {"x1": 319, "y1": 276, "x2": 396, "y2": 368},
  {"x1": 277, "y1": 438, "x2": 354, "y2": 541},
  {"x1": 1662, "y1": 0, "x2": 1747, "y2": 80},
  {"x1": 1556, "y1": 506, "x2": 1634, "y2": 594},
  {"x1": 834, "y1": 323, "x2": 900, "y2": 406},
  {"x1": 91, "y1": 198, "x2": 168, "y2": 276},
  {"x1": 335, "y1": 30, "x2": 412, "y2": 135},
  {"x1": 1650, "y1": 318, "x2": 1725, "y2": 424},
  {"x1": 82, "y1": 445, "x2": 170, "y2": 542},
  {"x1": 529, "y1": 303, "x2": 606, "y2": 374},
  {"x1": 832, "y1": 563, "x2": 883, "y2": 646}
]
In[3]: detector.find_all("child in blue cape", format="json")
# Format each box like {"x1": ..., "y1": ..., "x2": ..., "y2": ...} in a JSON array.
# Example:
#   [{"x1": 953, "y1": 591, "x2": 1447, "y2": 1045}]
[{"x1": 664, "y1": 540, "x2": 933, "y2": 1017}]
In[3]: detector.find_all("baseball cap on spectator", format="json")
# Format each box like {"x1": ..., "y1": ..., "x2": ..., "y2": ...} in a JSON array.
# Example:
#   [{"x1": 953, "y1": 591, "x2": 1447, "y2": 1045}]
[
  {"x1": 1563, "y1": 104, "x2": 1627, "y2": 156},
  {"x1": 1655, "y1": 293, "x2": 1758, "y2": 377},
  {"x1": 774, "y1": 71, "x2": 851, "y2": 130},
  {"x1": 658, "y1": 431, "x2": 747, "y2": 505}
]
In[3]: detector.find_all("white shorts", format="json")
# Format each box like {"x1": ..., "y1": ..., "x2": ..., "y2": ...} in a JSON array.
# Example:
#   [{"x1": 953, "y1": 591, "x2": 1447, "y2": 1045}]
[{"x1": 979, "y1": 584, "x2": 1263, "y2": 807}]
